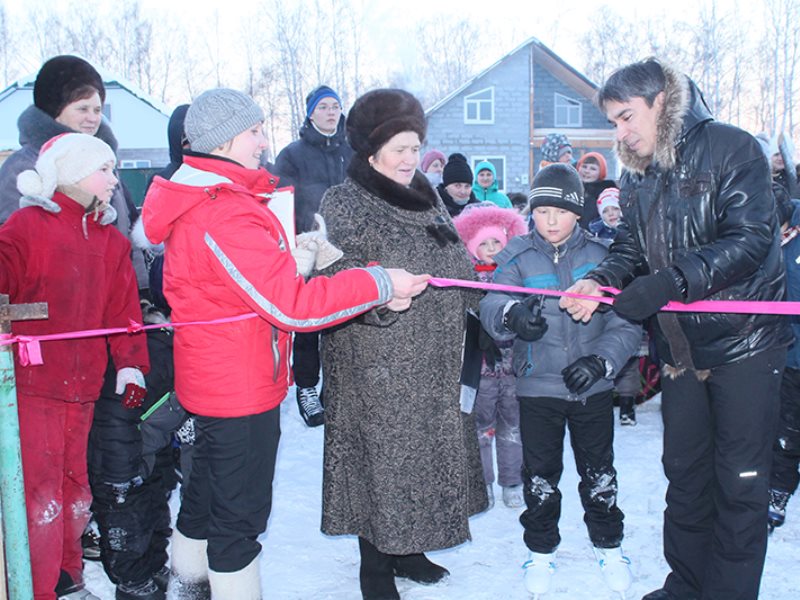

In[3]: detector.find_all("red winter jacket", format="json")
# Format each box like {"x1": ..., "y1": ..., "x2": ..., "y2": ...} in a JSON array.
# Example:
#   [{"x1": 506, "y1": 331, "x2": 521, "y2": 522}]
[
  {"x1": 0, "y1": 193, "x2": 149, "y2": 403},
  {"x1": 141, "y1": 155, "x2": 392, "y2": 418}
]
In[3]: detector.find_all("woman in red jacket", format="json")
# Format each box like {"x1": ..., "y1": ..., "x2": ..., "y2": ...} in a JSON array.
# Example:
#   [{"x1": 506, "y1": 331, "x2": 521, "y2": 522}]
[{"x1": 142, "y1": 88, "x2": 427, "y2": 600}]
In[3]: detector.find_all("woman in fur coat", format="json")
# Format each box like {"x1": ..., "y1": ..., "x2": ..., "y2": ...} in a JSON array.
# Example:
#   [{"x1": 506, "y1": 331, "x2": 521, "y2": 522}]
[{"x1": 319, "y1": 89, "x2": 488, "y2": 600}]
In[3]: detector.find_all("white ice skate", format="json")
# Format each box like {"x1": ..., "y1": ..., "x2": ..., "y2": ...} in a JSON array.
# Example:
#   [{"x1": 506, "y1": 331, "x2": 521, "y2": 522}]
[
  {"x1": 522, "y1": 551, "x2": 555, "y2": 598},
  {"x1": 593, "y1": 546, "x2": 632, "y2": 598}
]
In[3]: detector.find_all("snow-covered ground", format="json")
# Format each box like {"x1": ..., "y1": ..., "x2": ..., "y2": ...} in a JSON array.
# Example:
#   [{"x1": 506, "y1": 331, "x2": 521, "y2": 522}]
[{"x1": 86, "y1": 392, "x2": 800, "y2": 599}]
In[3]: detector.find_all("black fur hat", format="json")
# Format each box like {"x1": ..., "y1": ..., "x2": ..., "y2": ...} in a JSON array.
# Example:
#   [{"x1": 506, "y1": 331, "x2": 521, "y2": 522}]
[
  {"x1": 346, "y1": 88, "x2": 426, "y2": 158},
  {"x1": 528, "y1": 163, "x2": 585, "y2": 215},
  {"x1": 34, "y1": 55, "x2": 106, "y2": 118}
]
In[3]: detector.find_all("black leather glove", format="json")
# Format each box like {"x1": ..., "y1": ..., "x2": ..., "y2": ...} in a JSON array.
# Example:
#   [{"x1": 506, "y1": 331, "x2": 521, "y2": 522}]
[
  {"x1": 612, "y1": 270, "x2": 683, "y2": 322},
  {"x1": 562, "y1": 355, "x2": 607, "y2": 395},
  {"x1": 478, "y1": 326, "x2": 503, "y2": 370},
  {"x1": 504, "y1": 296, "x2": 548, "y2": 342}
]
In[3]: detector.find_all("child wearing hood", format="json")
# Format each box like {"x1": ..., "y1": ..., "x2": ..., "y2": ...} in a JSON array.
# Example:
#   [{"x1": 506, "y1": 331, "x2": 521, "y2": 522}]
[
  {"x1": 588, "y1": 187, "x2": 622, "y2": 241},
  {"x1": 453, "y1": 203, "x2": 528, "y2": 509},
  {"x1": 576, "y1": 152, "x2": 617, "y2": 228},
  {"x1": 0, "y1": 132, "x2": 149, "y2": 600},
  {"x1": 472, "y1": 160, "x2": 512, "y2": 208}
]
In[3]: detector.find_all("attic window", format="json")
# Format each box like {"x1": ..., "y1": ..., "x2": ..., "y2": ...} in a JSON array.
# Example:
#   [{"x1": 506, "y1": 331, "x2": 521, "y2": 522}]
[
  {"x1": 554, "y1": 93, "x2": 582, "y2": 127},
  {"x1": 464, "y1": 87, "x2": 494, "y2": 124}
]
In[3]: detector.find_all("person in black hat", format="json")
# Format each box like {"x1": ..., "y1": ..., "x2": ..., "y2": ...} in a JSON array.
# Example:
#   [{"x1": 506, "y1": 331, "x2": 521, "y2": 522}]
[
  {"x1": 479, "y1": 163, "x2": 640, "y2": 598},
  {"x1": 1, "y1": 56, "x2": 107, "y2": 223},
  {"x1": 436, "y1": 152, "x2": 479, "y2": 217},
  {"x1": 274, "y1": 85, "x2": 354, "y2": 428},
  {"x1": 319, "y1": 88, "x2": 488, "y2": 600}
]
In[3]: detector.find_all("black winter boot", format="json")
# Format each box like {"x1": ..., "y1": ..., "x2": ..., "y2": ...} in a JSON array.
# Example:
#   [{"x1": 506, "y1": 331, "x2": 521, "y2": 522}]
[
  {"x1": 116, "y1": 578, "x2": 165, "y2": 600},
  {"x1": 393, "y1": 553, "x2": 449, "y2": 584},
  {"x1": 358, "y1": 538, "x2": 400, "y2": 600}
]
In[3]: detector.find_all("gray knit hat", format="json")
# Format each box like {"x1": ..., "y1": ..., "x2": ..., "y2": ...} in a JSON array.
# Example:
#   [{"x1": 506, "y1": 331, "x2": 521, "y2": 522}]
[{"x1": 185, "y1": 88, "x2": 264, "y2": 154}]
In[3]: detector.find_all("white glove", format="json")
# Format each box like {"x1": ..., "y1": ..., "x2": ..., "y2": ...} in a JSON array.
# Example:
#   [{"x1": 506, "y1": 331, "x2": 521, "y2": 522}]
[
  {"x1": 291, "y1": 242, "x2": 318, "y2": 277},
  {"x1": 115, "y1": 367, "x2": 145, "y2": 394},
  {"x1": 295, "y1": 214, "x2": 343, "y2": 270}
]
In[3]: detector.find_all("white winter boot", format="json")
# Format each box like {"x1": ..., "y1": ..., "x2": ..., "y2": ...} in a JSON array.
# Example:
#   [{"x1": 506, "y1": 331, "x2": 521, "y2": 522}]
[
  {"x1": 208, "y1": 555, "x2": 262, "y2": 600},
  {"x1": 593, "y1": 546, "x2": 632, "y2": 596},
  {"x1": 167, "y1": 531, "x2": 210, "y2": 600},
  {"x1": 522, "y1": 551, "x2": 556, "y2": 596},
  {"x1": 502, "y1": 484, "x2": 525, "y2": 508}
]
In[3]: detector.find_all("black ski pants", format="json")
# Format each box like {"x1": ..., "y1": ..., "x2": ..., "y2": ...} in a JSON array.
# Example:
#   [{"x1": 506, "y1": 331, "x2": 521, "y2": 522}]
[
  {"x1": 292, "y1": 331, "x2": 321, "y2": 389},
  {"x1": 518, "y1": 390, "x2": 624, "y2": 553},
  {"x1": 176, "y1": 406, "x2": 280, "y2": 572},
  {"x1": 659, "y1": 348, "x2": 784, "y2": 600}
]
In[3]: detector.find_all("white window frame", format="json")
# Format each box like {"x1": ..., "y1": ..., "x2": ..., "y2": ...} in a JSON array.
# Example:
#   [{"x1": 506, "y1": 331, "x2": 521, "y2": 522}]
[
  {"x1": 472, "y1": 155, "x2": 507, "y2": 192},
  {"x1": 119, "y1": 159, "x2": 152, "y2": 169},
  {"x1": 464, "y1": 87, "x2": 495, "y2": 124},
  {"x1": 554, "y1": 93, "x2": 582, "y2": 127}
]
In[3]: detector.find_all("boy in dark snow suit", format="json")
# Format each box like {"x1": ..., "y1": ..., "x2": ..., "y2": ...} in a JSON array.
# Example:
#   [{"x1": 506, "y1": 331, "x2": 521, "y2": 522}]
[
  {"x1": 480, "y1": 164, "x2": 640, "y2": 598},
  {"x1": 88, "y1": 300, "x2": 184, "y2": 600}
]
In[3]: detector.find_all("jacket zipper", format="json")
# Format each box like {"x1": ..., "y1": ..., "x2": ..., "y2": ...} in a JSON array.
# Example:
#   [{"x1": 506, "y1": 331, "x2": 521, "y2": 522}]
[{"x1": 271, "y1": 325, "x2": 280, "y2": 382}]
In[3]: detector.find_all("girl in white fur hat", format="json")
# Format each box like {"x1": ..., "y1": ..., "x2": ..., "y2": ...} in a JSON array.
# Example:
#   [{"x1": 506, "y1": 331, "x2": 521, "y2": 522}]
[{"x1": 0, "y1": 132, "x2": 148, "y2": 600}]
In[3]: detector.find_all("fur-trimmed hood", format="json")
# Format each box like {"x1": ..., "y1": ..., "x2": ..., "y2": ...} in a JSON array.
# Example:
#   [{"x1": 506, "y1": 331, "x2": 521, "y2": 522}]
[{"x1": 614, "y1": 64, "x2": 712, "y2": 174}]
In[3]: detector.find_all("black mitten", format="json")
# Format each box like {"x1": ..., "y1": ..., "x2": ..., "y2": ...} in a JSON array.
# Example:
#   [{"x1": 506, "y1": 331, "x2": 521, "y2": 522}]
[{"x1": 612, "y1": 270, "x2": 683, "y2": 321}]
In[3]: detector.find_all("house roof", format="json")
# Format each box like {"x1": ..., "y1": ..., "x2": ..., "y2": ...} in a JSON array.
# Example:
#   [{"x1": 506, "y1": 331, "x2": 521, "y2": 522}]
[
  {"x1": 425, "y1": 37, "x2": 599, "y2": 115},
  {"x1": 0, "y1": 60, "x2": 171, "y2": 117}
]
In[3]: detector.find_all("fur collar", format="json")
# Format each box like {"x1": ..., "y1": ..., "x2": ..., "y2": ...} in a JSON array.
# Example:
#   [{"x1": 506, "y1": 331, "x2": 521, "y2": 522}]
[
  {"x1": 19, "y1": 192, "x2": 117, "y2": 226},
  {"x1": 347, "y1": 154, "x2": 438, "y2": 212},
  {"x1": 614, "y1": 64, "x2": 689, "y2": 174},
  {"x1": 17, "y1": 105, "x2": 120, "y2": 154}
]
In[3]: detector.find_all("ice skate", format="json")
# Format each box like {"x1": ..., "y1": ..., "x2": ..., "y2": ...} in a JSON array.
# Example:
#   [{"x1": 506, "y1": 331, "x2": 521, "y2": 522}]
[
  {"x1": 618, "y1": 396, "x2": 636, "y2": 426},
  {"x1": 593, "y1": 546, "x2": 632, "y2": 598},
  {"x1": 768, "y1": 488, "x2": 790, "y2": 533},
  {"x1": 296, "y1": 386, "x2": 324, "y2": 427},
  {"x1": 522, "y1": 551, "x2": 555, "y2": 598}
]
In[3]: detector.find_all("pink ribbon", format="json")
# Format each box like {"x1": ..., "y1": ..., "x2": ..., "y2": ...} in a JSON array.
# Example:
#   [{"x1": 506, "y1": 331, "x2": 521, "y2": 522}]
[
  {"x1": 0, "y1": 313, "x2": 261, "y2": 366},
  {"x1": 4, "y1": 276, "x2": 800, "y2": 368},
  {"x1": 428, "y1": 277, "x2": 800, "y2": 316}
]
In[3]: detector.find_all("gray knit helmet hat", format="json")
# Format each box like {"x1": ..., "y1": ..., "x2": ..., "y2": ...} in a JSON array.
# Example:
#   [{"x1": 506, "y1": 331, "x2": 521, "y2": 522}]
[{"x1": 185, "y1": 88, "x2": 264, "y2": 154}]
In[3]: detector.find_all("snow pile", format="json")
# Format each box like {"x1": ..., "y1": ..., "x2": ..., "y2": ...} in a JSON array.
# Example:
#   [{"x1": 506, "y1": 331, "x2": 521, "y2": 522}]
[{"x1": 86, "y1": 392, "x2": 800, "y2": 599}]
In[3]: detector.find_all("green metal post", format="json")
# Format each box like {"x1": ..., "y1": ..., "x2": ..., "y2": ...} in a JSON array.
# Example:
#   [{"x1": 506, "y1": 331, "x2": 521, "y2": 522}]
[
  {"x1": 0, "y1": 341, "x2": 33, "y2": 599},
  {"x1": 0, "y1": 293, "x2": 46, "y2": 600}
]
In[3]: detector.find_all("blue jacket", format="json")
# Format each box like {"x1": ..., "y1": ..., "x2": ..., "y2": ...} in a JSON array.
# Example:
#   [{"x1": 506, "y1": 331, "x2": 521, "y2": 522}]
[{"x1": 480, "y1": 226, "x2": 641, "y2": 400}]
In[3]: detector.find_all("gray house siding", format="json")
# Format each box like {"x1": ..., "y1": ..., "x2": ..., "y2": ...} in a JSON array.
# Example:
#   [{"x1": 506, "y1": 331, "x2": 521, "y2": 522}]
[
  {"x1": 424, "y1": 39, "x2": 617, "y2": 194},
  {"x1": 425, "y1": 47, "x2": 531, "y2": 193}
]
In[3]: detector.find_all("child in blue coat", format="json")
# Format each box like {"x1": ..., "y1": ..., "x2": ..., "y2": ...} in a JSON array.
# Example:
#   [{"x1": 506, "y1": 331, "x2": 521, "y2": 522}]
[{"x1": 480, "y1": 164, "x2": 640, "y2": 598}]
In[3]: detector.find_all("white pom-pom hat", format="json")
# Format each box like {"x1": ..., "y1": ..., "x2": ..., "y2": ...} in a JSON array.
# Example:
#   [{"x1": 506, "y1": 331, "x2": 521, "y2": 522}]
[{"x1": 17, "y1": 133, "x2": 116, "y2": 201}]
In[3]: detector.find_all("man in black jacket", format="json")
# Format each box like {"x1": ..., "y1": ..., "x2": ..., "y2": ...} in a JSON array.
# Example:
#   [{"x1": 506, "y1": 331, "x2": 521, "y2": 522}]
[
  {"x1": 274, "y1": 85, "x2": 354, "y2": 427},
  {"x1": 560, "y1": 59, "x2": 791, "y2": 600}
]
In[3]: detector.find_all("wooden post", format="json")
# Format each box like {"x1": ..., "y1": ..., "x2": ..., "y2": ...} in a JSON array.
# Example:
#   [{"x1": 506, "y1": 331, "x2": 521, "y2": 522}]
[{"x1": 0, "y1": 294, "x2": 47, "y2": 600}]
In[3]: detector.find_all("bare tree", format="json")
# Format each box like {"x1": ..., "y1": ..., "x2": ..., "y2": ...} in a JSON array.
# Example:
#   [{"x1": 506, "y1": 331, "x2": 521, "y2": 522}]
[{"x1": 414, "y1": 16, "x2": 484, "y2": 104}]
